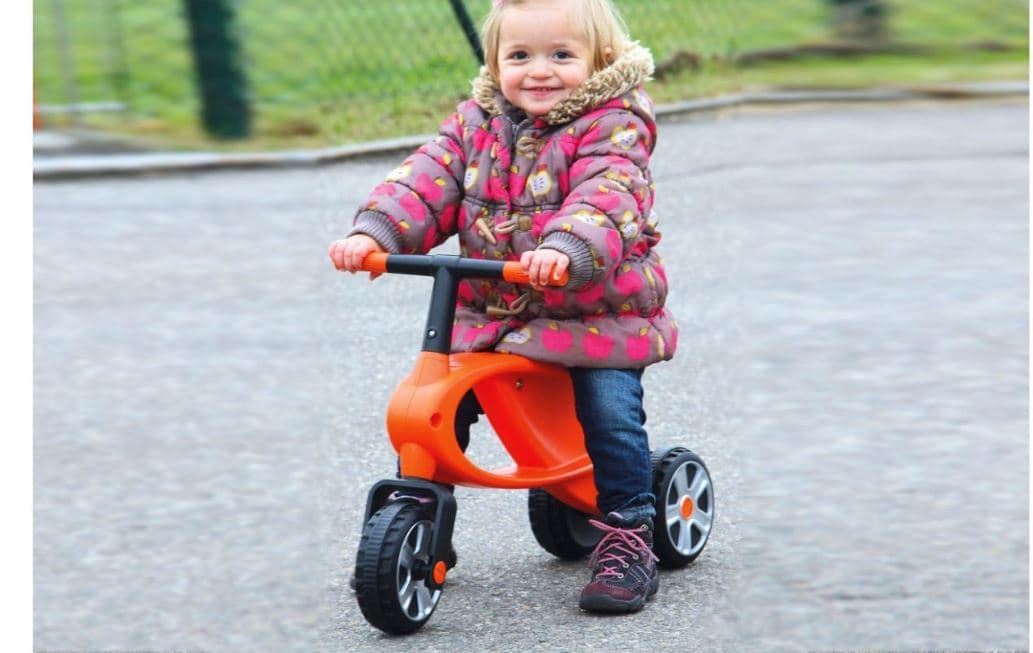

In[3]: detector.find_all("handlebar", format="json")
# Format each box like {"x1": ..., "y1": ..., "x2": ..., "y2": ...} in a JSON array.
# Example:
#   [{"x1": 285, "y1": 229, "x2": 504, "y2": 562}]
[{"x1": 360, "y1": 253, "x2": 569, "y2": 287}]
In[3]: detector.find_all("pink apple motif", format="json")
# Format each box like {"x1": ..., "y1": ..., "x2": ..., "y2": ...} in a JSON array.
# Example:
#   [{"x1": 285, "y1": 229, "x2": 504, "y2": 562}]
[
  {"x1": 441, "y1": 136, "x2": 464, "y2": 161},
  {"x1": 371, "y1": 183, "x2": 397, "y2": 197},
  {"x1": 422, "y1": 228, "x2": 441, "y2": 252},
  {"x1": 509, "y1": 173, "x2": 527, "y2": 198},
  {"x1": 614, "y1": 267, "x2": 643, "y2": 296},
  {"x1": 543, "y1": 289, "x2": 566, "y2": 307},
  {"x1": 592, "y1": 187, "x2": 622, "y2": 211},
  {"x1": 557, "y1": 170, "x2": 571, "y2": 195},
  {"x1": 569, "y1": 158, "x2": 592, "y2": 182},
  {"x1": 530, "y1": 211, "x2": 554, "y2": 239},
  {"x1": 472, "y1": 126, "x2": 493, "y2": 152},
  {"x1": 605, "y1": 230, "x2": 622, "y2": 260},
  {"x1": 415, "y1": 174, "x2": 444, "y2": 203},
  {"x1": 399, "y1": 192, "x2": 427, "y2": 223},
  {"x1": 487, "y1": 175, "x2": 508, "y2": 201},
  {"x1": 457, "y1": 281, "x2": 475, "y2": 303},
  {"x1": 625, "y1": 328, "x2": 651, "y2": 361},
  {"x1": 583, "y1": 328, "x2": 614, "y2": 359},
  {"x1": 542, "y1": 322, "x2": 574, "y2": 353},
  {"x1": 576, "y1": 283, "x2": 605, "y2": 304},
  {"x1": 463, "y1": 321, "x2": 501, "y2": 344},
  {"x1": 557, "y1": 131, "x2": 578, "y2": 158},
  {"x1": 439, "y1": 204, "x2": 457, "y2": 232}
]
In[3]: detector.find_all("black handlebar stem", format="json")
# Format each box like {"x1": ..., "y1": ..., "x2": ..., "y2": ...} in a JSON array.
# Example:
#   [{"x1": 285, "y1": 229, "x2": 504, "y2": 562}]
[{"x1": 383, "y1": 255, "x2": 508, "y2": 353}]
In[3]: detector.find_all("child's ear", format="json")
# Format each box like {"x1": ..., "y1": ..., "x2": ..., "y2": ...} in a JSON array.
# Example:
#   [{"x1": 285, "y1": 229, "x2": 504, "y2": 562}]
[{"x1": 603, "y1": 47, "x2": 614, "y2": 64}]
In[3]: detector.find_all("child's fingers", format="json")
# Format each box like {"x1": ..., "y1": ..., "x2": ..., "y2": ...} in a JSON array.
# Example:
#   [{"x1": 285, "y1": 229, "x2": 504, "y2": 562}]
[
  {"x1": 519, "y1": 250, "x2": 535, "y2": 270},
  {"x1": 329, "y1": 241, "x2": 348, "y2": 270},
  {"x1": 525, "y1": 253, "x2": 543, "y2": 287},
  {"x1": 536, "y1": 258, "x2": 553, "y2": 286},
  {"x1": 347, "y1": 244, "x2": 369, "y2": 272},
  {"x1": 551, "y1": 255, "x2": 570, "y2": 282}
]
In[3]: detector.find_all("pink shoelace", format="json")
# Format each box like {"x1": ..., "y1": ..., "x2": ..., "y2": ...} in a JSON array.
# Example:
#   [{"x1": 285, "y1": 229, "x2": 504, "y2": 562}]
[{"x1": 587, "y1": 519, "x2": 659, "y2": 580}]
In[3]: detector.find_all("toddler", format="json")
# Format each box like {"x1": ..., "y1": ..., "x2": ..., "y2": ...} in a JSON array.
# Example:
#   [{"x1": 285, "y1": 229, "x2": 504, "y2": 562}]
[{"x1": 330, "y1": 0, "x2": 677, "y2": 613}]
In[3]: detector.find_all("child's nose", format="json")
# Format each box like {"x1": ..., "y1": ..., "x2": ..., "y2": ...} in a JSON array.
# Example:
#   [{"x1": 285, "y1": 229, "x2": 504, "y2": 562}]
[{"x1": 529, "y1": 57, "x2": 551, "y2": 77}]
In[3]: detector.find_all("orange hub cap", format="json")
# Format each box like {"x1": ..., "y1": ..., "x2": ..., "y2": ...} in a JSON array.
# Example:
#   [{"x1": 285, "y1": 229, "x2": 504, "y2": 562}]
[
  {"x1": 680, "y1": 496, "x2": 694, "y2": 519},
  {"x1": 432, "y1": 561, "x2": 447, "y2": 585}
]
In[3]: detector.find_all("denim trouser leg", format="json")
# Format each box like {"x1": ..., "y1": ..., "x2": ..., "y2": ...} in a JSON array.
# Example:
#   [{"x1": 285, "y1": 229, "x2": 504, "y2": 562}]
[{"x1": 570, "y1": 367, "x2": 656, "y2": 525}]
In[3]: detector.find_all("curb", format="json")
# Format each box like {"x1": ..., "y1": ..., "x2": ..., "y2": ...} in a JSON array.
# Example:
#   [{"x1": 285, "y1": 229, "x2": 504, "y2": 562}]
[{"x1": 33, "y1": 81, "x2": 1028, "y2": 181}]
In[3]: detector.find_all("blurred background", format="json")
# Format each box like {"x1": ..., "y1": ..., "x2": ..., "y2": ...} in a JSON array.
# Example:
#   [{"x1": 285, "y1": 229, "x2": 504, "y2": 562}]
[{"x1": 33, "y1": 0, "x2": 1028, "y2": 151}]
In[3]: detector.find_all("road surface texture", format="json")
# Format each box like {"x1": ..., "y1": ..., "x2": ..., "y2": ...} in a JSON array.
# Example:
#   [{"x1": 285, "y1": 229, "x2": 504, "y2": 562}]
[{"x1": 34, "y1": 98, "x2": 1028, "y2": 652}]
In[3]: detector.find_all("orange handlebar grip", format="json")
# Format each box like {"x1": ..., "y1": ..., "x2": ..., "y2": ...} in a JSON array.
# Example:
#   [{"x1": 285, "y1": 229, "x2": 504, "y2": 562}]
[
  {"x1": 361, "y1": 252, "x2": 389, "y2": 275},
  {"x1": 502, "y1": 262, "x2": 569, "y2": 287}
]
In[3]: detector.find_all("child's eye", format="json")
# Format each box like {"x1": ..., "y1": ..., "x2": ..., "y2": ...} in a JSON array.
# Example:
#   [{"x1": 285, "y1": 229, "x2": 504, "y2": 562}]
[
  {"x1": 508, "y1": 51, "x2": 528, "y2": 61},
  {"x1": 554, "y1": 50, "x2": 574, "y2": 60}
]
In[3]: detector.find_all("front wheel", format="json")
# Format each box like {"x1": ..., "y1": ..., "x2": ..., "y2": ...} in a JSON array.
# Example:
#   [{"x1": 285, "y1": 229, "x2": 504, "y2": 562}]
[
  {"x1": 354, "y1": 501, "x2": 443, "y2": 634},
  {"x1": 651, "y1": 447, "x2": 714, "y2": 568}
]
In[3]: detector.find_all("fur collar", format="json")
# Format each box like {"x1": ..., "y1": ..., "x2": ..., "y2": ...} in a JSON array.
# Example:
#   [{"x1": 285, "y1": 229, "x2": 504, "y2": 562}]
[{"x1": 471, "y1": 42, "x2": 654, "y2": 125}]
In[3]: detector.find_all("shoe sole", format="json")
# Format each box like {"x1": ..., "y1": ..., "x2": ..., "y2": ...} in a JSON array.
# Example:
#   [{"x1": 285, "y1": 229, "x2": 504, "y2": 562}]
[{"x1": 578, "y1": 575, "x2": 659, "y2": 613}]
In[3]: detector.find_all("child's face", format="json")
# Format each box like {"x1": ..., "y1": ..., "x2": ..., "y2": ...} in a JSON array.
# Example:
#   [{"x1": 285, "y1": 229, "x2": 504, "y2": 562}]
[{"x1": 496, "y1": 1, "x2": 591, "y2": 118}]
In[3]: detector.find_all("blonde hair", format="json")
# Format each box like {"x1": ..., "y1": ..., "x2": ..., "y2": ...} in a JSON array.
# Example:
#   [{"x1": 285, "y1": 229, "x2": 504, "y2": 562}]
[{"x1": 482, "y1": 0, "x2": 632, "y2": 81}]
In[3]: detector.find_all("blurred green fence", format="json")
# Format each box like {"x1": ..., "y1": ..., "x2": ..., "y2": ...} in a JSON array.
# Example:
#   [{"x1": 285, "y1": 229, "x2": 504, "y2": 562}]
[{"x1": 33, "y1": 0, "x2": 1028, "y2": 147}]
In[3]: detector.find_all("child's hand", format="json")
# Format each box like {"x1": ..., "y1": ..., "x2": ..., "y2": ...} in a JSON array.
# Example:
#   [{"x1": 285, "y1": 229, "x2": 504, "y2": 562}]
[
  {"x1": 520, "y1": 249, "x2": 570, "y2": 290},
  {"x1": 328, "y1": 234, "x2": 385, "y2": 279}
]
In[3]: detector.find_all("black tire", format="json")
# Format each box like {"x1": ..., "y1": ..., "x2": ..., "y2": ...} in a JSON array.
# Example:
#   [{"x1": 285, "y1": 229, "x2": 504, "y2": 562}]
[
  {"x1": 651, "y1": 447, "x2": 714, "y2": 568},
  {"x1": 354, "y1": 501, "x2": 443, "y2": 634},
  {"x1": 528, "y1": 488, "x2": 601, "y2": 560}
]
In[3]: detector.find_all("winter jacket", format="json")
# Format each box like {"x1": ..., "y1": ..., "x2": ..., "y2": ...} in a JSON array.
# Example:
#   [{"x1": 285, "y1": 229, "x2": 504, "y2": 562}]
[{"x1": 349, "y1": 42, "x2": 677, "y2": 368}]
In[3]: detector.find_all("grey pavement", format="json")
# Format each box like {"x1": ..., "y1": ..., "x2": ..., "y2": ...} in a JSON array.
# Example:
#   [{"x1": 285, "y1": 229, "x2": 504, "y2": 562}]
[{"x1": 33, "y1": 98, "x2": 1028, "y2": 652}]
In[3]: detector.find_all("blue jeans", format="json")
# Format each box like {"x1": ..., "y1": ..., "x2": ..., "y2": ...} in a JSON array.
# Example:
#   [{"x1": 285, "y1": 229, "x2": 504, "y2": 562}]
[{"x1": 570, "y1": 367, "x2": 656, "y2": 526}]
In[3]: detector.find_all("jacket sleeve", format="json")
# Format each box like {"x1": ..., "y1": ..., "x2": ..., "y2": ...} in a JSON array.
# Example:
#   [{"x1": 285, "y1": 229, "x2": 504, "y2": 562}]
[
  {"x1": 538, "y1": 110, "x2": 655, "y2": 289},
  {"x1": 348, "y1": 106, "x2": 469, "y2": 254}
]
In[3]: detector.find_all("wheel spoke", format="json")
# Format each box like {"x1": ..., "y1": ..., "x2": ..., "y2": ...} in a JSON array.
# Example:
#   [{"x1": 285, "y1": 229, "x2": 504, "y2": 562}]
[
  {"x1": 415, "y1": 584, "x2": 433, "y2": 617},
  {"x1": 688, "y1": 467, "x2": 710, "y2": 502},
  {"x1": 677, "y1": 521, "x2": 693, "y2": 551},
  {"x1": 398, "y1": 575, "x2": 415, "y2": 610},
  {"x1": 413, "y1": 523, "x2": 430, "y2": 559},
  {"x1": 672, "y1": 466, "x2": 690, "y2": 498},
  {"x1": 665, "y1": 502, "x2": 681, "y2": 527},
  {"x1": 398, "y1": 542, "x2": 415, "y2": 569},
  {"x1": 692, "y1": 506, "x2": 713, "y2": 532}
]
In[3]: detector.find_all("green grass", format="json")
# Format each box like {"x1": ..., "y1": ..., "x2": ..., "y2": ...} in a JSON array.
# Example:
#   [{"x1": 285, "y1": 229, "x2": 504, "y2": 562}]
[{"x1": 33, "y1": 0, "x2": 1028, "y2": 150}]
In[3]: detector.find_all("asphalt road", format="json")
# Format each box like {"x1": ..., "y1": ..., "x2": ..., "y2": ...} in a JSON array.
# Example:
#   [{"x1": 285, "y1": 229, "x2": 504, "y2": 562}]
[{"x1": 34, "y1": 98, "x2": 1028, "y2": 652}]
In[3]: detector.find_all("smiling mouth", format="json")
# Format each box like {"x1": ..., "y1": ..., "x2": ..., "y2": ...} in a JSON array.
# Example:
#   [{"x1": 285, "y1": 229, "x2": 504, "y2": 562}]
[{"x1": 525, "y1": 87, "x2": 560, "y2": 94}]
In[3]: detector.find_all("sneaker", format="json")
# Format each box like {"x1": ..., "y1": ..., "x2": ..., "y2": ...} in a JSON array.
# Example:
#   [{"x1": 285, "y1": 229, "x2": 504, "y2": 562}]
[{"x1": 578, "y1": 512, "x2": 659, "y2": 613}]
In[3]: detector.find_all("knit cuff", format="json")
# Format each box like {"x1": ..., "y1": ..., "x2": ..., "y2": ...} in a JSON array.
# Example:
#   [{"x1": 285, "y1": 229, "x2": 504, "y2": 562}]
[
  {"x1": 349, "y1": 210, "x2": 404, "y2": 254},
  {"x1": 539, "y1": 231, "x2": 595, "y2": 290}
]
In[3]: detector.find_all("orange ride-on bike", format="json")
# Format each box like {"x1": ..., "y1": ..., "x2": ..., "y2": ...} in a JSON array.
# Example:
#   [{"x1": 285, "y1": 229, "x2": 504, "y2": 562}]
[{"x1": 346, "y1": 253, "x2": 714, "y2": 634}]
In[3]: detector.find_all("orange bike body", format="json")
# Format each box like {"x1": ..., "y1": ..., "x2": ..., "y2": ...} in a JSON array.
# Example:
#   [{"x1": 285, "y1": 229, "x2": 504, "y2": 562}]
[{"x1": 389, "y1": 351, "x2": 598, "y2": 516}]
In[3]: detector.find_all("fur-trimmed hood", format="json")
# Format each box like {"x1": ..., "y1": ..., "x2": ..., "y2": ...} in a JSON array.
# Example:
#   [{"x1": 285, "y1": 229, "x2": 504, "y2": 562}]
[{"x1": 471, "y1": 41, "x2": 655, "y2": 125}]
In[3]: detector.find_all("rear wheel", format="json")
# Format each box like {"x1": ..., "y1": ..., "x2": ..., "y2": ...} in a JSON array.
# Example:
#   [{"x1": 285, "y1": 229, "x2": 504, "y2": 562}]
[
  {"x1": 354, "y1": 501, "x2": 443, "y2": 634},
  {"x1": 651, "y1": 447, "x2": 714, "y2": 568},
  {"x1": 528, "y1": 488, "x2": 601, "y2": 560}
]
